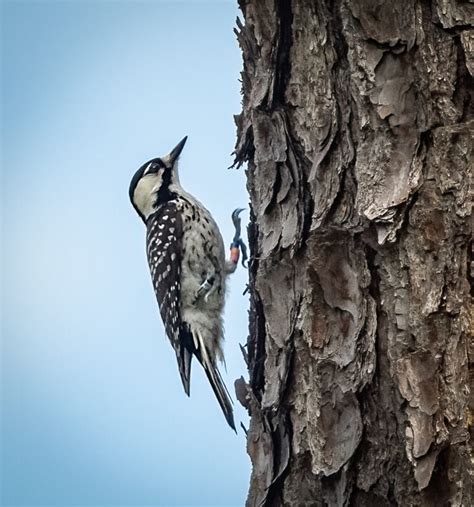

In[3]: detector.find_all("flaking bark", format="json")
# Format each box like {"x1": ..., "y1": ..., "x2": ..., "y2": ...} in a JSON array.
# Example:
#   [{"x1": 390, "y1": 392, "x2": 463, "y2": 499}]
[{"x1": 233, "y1": 0, "x2": 473, "y2": 505}]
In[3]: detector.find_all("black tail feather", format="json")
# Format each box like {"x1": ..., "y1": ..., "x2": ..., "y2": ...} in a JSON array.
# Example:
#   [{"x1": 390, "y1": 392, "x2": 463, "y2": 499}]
[
  {"x1": 202, "y1": 361, "x2": 236, "y2": 431},
  {"x1": 176, "y1": 345, "x2": 192, "y2": 396},
  {"x1": 177, "y1": 326, "x2": 235, "y2": 431}
]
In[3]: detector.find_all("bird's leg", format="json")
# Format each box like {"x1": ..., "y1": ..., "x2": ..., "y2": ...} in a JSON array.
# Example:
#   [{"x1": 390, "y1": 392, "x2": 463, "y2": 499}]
[
  {"x1": 195, "y1": 274, "x2": 216, "y2": 303},
  {"x1": 225, "y1": 208, "x2": 248, "y2": 274},
  {"x1": 203, "y1": 277, "x2": 219, "y2": 302}
]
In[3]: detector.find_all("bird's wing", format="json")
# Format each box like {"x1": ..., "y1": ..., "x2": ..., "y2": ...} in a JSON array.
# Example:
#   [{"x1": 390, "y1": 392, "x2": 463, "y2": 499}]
[{"x1": 146, "y1": 202, "x2": 193, "y2": 394}]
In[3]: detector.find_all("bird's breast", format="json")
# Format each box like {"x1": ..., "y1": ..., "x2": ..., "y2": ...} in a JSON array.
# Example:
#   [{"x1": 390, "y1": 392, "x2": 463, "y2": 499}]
[
  {"x1": 182, "y1": 213, "x2": 224, "y2": 270},
  {"x1": 176, "y1": 202, "x2": 226, "y2": 308}
]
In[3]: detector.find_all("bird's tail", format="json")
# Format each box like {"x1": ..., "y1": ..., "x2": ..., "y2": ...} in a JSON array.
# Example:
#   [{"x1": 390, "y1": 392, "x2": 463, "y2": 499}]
[
  {"x1": 202, "y1": 358, "x2": 236, "y2": 431},
  {"x1": 194, "y1": 331, "x2": 235, "y2": 431},
  {"x1": 177, "y1": 326, "x2": 235, "y2": 431},
  {"x1": 175, "y1": 344, "x2": 192, "y2": 396}
]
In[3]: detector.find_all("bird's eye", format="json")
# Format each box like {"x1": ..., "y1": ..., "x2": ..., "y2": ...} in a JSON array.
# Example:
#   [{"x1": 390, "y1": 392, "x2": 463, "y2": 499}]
[{"x1": 144, "y1": 162, "x2": 157, "y2": 175}]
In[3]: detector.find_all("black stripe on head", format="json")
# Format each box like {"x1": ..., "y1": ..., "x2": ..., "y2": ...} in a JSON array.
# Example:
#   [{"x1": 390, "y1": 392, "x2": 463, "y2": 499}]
[{"x1": 153, "y1": 164, "x2": 177, "y2": 208}]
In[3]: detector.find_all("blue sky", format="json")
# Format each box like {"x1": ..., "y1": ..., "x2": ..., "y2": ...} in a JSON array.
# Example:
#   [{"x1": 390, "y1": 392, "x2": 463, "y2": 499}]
[{"x1": 1, "y1": 1, "x2": 250, "y2": 505}]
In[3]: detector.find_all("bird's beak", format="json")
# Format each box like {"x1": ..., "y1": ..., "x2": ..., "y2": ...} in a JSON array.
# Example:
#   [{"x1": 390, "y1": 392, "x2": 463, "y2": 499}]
[{"x1": 168, "y1": 136, "x2": 188, "y2": 166}]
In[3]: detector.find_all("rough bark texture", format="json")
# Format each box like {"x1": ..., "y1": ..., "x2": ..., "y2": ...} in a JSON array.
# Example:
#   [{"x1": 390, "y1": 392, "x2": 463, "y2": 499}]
[{"x1": 233, "y1": 1, "x2": 473, "y2": 505}]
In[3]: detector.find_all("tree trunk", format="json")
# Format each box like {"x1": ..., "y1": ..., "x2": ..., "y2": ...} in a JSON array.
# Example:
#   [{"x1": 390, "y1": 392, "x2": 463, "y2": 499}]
[{"x1": 233, "y1": 0, "x2": 473, "y2": 505}]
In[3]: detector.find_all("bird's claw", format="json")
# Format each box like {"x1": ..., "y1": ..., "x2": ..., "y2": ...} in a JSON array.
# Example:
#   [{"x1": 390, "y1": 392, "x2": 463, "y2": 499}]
[
  {"x1": 195, "y1": 276, "x2": 215, "y2": 303},
  {"x1": 232, "y1": 207, "x2": 245, "y2": 226}
]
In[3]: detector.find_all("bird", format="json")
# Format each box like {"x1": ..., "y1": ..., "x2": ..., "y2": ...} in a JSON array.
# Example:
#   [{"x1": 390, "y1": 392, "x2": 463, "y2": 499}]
[{"x1": 129, "y1": 136, "x2": 246, "y2": 430}]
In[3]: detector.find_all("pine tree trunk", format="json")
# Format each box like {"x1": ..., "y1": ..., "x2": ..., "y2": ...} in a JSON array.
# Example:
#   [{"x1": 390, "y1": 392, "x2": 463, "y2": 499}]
[{"x1": 233, "y1": 1, "x2": 473, "y2": 505}]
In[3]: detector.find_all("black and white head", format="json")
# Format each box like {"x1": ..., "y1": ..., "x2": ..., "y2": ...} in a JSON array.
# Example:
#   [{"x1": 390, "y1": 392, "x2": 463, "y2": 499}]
[{"x1": 129, "y1": 136, "x2": 187, "y2": 223}]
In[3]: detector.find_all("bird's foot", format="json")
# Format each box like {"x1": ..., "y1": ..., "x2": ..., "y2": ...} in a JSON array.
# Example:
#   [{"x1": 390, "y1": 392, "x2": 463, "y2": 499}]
[
  {"x1": 195, "y1": 275, "x2": 216, "y2": 303},
  {"x1": 230, "y1": 208, "x2": 248, "y2": 268}
]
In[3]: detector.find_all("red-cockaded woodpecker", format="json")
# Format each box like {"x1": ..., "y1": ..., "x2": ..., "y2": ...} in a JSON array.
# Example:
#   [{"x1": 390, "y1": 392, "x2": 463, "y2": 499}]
[{"x1": 129, "y1": 137, "x2": 247, "y2": 429}]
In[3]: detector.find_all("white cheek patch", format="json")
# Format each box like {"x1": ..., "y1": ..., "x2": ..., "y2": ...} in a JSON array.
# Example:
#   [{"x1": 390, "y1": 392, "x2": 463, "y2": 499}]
[{"x1": 133, "y1": 171, "x2": 164, "y2": 219}]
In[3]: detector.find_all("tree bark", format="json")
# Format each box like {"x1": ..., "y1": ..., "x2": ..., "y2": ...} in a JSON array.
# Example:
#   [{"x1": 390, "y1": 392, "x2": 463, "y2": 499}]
[{"x1": 233, "y1": 1, "x2": 473, "y2": 505}]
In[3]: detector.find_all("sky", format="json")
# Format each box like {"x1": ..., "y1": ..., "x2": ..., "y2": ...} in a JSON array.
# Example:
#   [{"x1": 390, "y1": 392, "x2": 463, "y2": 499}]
[{"x1": 1, "y1": 1, "x2": 251, "y2": 506}]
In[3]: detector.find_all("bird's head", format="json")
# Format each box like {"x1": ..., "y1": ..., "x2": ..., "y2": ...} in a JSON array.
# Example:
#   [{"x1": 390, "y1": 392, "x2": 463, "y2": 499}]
[{"x1": 129, "y1": 136, "x2": 187, "y2": 222}]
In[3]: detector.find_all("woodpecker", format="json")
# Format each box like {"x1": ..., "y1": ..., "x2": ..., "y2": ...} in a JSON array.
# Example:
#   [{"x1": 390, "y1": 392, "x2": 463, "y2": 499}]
[{"x1": 129, "y1": 136, "x2": 246, "y2": 430}]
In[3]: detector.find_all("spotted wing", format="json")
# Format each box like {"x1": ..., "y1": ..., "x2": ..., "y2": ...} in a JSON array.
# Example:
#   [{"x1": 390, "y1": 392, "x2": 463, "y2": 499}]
[{"x1": 146, "y1": 202, "x2": 192, "y2": 394}]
